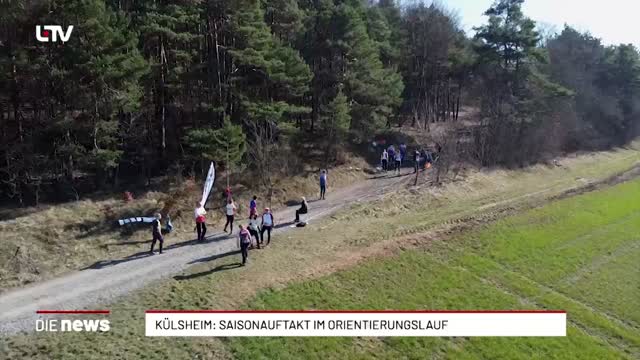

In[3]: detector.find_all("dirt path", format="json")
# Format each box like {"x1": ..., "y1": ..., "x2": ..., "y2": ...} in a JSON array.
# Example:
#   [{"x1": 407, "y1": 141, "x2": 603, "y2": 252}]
[{"x1": 0, "y1": 172, "x2": 410, "y2": 335}]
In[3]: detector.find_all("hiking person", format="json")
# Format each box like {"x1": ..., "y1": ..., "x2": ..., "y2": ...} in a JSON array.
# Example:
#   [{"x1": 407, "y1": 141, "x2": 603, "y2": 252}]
[
  {"x1": 319, "y1": 170, "x2": 328, "y2": 200},
  {"x1": 249, "y1": 195, "x2": 258, "y2": 218},
  {"x1": 149, "y1": 213, "x2": 164, "y2": 255},
  {"x1": 413, "y1": 150, "x2": 421, "y2": 173},
  {"x1": 394, "y1": 150, "x2": 402, "y2": 174},
  {"x1": 260, "y1": 208, "x2": 274, "y2": 246},
  {"x1": 295, "y1": 196, "x2": 308, "y2": 223},
  {"x1": 388, "y1": 145, "x2": 396, "y2": 164},
  {"x1": 248, "y1": 214, "x2": 261, "y2": 249},
  {"x1": 223, "y1": 199, "x2": 236, "y2": 234},
  {"x1": 399, "y1": 143, "x2": 407, "y2": 165},
  {"x1": 238, "y1": 225, "x2": 251, "y2": 266},
  {"x1": 194, "y1": 201, "x2": 207, "y2": 242},
  {"x1": 381, "y1": 149, "x2": 389, "y2": 171}
]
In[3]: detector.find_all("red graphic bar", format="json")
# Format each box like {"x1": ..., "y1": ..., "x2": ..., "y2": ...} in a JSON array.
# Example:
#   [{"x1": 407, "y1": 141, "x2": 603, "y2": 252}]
[
  {"x1": 146, "y1": 310, "x2": 566, "y2": 314},
  {"x1": 36, "y1": 310, "x2": 111, "y2": 314}
]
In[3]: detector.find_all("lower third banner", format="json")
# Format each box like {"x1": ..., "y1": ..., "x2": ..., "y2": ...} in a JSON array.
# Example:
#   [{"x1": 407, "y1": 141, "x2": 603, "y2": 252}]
[{"x1": 145, "y1": 310, "x2": 566, "y2": 337}]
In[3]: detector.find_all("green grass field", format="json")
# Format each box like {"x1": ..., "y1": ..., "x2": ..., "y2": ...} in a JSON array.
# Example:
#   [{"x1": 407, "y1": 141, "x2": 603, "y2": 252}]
[{"x1": 229, "y1": 179, "x2": 640, "y2": 359}]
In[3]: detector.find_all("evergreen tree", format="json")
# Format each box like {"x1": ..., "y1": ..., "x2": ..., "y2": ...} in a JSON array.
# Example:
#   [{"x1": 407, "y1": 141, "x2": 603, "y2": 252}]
[
  {"x1": 56, "y1": 0, "x2": 148, "y2": 186},
  {"x1": 335, "y1": 0, "x2": 403, "y2": 140},
  {"x1": 185, "y1": 117, "x2": 246, "y2": 170},
  {"x1": 322, "y1": 86, "x2": 351, "y2": 163},
  {"x1": 474, "y1": 0, "x2": 569, "y2": 166},
  {"x1": 1, "y1": 0, "x2": 638, "y2": 204},
  {"x1": 265, "y1": 0, "x2": 305, "y2": 44}
]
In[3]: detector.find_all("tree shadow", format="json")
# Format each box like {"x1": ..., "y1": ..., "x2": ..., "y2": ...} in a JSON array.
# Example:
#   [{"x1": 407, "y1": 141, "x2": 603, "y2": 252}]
[
  {"x1": 63, "y1": 202, "x2": 163, "y2": 240},
  {"x1": 0, "y1": 206, "x2": 43, "y2": 222}
]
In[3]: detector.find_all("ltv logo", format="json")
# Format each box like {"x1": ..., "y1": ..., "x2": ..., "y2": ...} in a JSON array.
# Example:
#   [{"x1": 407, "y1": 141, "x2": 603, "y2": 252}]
[{"x1": 36, "y1": 25, "x2": 74, "y2": 43}]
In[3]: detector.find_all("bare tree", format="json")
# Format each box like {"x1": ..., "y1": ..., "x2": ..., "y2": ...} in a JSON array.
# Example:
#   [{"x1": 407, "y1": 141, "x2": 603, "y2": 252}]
[{"x1": 246, "y1": 120, "x2": 278, "y2": 207}]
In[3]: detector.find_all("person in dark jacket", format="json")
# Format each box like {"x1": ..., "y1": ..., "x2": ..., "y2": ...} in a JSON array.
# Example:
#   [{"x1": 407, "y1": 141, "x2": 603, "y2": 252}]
[
  {"x1": 413, "y1": 150, "x2": 421, "y2": 173},
  {"x1": 399, "y1": 143, "x2": 407, "y2": 165},
  {"x1": 319, "y1": 170, "x2": 328, "y2": 200},
  {"x1": 238, "y1": 225, "x2": 251, "y2": 265},
  {"x1": 295, "y1": 197, "x2": 308, "y2": 223},
  {"x1": 149, "y1": 213, "x2": 164, "y2": 255}
]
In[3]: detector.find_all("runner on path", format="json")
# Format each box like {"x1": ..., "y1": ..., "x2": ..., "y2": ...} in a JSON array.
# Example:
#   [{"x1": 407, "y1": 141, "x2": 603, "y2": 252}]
[
  {"x1": 399, "y1": 143, "x2": 407, "y2": 165},
  {"x1": 248, "y1": 214, "x2": 261, "y2": 249},
  {"x1": 320, "y1": 170, "x2": 328, "y2": 200},
  {"x1": 381, "y1": 149, "x2": 389, "y2": 171},
  {"x1": 238, "y1": 225, "x2": 251, "y2": 266},
  {"x1": 249, "y1": 195, "x2": 258, "y2": 217},
  {"x1": 223, "y1": 199, "x2": 236, "y2": 234},
  {"x1": 261, "y1": 208, "x2": 274, "y2": 246},
  {"x1": 194, "y1": 201, "x2": 207, "y2": 242},
  {"x1": 413, "y1": 150, "x2": 421, "y2": 173},
  {"x1": 149, "y1": 213, "x2": 164, "y2": 255}
]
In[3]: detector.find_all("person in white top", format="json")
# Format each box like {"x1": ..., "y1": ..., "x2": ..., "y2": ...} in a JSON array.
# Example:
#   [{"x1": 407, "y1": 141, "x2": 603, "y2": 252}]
[
  {"x1": 248, "y1": 214, "x2": 261, "y2": 248},
  {"x1": 223, "y1": 199, "x2": 237, "y2": 234},
  {"x1": 381, "y1": 149, "x2": 389, "y2": 171},
  {"x1": 194, "y1": 201, "x2": 207, "y2": 242},
  {"x1": 260, "y1": 208, "x2": 274, "y2": 246}
]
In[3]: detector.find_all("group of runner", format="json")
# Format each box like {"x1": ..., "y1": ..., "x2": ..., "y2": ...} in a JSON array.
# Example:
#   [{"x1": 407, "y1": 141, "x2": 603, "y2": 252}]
[
  {"x1": 151, "y1": 170, "x2": 329, "y2": 265},
  {"x1": 380, "y1": 143, "x2": 440, "y2": 174}
]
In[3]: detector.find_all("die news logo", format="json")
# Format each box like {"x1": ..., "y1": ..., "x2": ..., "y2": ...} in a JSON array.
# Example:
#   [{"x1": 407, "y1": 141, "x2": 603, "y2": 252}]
[{"x1": 36, "y1": 25, "x2": 74, "y2": 43}]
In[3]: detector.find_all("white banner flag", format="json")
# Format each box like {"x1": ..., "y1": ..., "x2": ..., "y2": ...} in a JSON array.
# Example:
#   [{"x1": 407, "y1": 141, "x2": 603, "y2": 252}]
[
  {"x1": 200, "y1": 162, "x2": 216, "y2": 207},
  {"x1": 118, "y1": 217, "x2": 156, "y2": 226}
]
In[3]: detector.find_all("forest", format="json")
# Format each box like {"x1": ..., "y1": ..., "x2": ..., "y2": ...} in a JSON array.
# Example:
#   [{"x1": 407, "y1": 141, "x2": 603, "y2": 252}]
[{"x1": 0, "y1": 0, "x2": 639, "y2": 205}]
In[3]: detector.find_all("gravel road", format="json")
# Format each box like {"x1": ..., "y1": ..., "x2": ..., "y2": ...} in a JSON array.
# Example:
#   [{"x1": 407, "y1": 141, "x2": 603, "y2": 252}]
[{"x1": 0, "y1": 172, "x2": 409, "y2": 335}]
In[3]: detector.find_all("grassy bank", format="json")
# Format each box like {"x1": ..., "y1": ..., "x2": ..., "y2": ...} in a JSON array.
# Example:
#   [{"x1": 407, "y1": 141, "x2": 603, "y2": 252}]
[
  {"x1": 230, "y1": 179, "x2": 640, "y2": 359},
  {"x1": 2, "y1": 144, "x2": 639, "y2": 359},
  {"x1": 0, "y1": 159, "x2": 368, "y2": 292}
]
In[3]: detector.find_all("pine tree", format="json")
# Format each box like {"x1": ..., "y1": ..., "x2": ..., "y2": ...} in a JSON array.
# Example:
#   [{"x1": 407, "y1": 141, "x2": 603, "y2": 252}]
[
  {"x1": 341, "y1": 1, "x2": 403, "y2": 139},
  {"x1": 31, "y1": 0, "x2": 149, "y2": 189},
  {"x1": 473, "y1": 0, "x2": 569, "y2": 166},
  {"x1": 184, "y1": 117, "x2": 246, "y2": 168},
  {"x1": 265, "y1": 0, "x2": 305, "y2": 44},
  {"x1": 322, "y1": 86, "x2": 351, "y2": 163}
]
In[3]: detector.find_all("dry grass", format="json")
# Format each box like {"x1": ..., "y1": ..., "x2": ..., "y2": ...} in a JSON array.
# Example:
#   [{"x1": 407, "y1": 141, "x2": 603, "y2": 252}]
[{"x1": 0, "y1": 158, "x2": 369, "y2": 292}]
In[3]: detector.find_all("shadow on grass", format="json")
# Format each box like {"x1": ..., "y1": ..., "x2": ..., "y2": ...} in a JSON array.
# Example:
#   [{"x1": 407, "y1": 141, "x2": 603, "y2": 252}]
[
  {"x1": 81, "y1": 250, "x2": 153, "y2": 270},
  {"x1": 104, "y1": 239, "x2": 151, "y2": 246},
  {"x1": 174, "y1": 261, "x2": 243, "y2": 281},
  {"x1": 188, "y1": 250, "x2": 241, "y2": 265},
  {"x1": 273, "y1": 221, "x2": 296, "y2": 230}
]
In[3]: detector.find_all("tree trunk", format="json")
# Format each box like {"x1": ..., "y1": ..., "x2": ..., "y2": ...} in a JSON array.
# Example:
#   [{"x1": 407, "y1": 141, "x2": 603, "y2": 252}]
[{"x1": 160, "y1": 37, "x2": 167, "y2": 155}]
